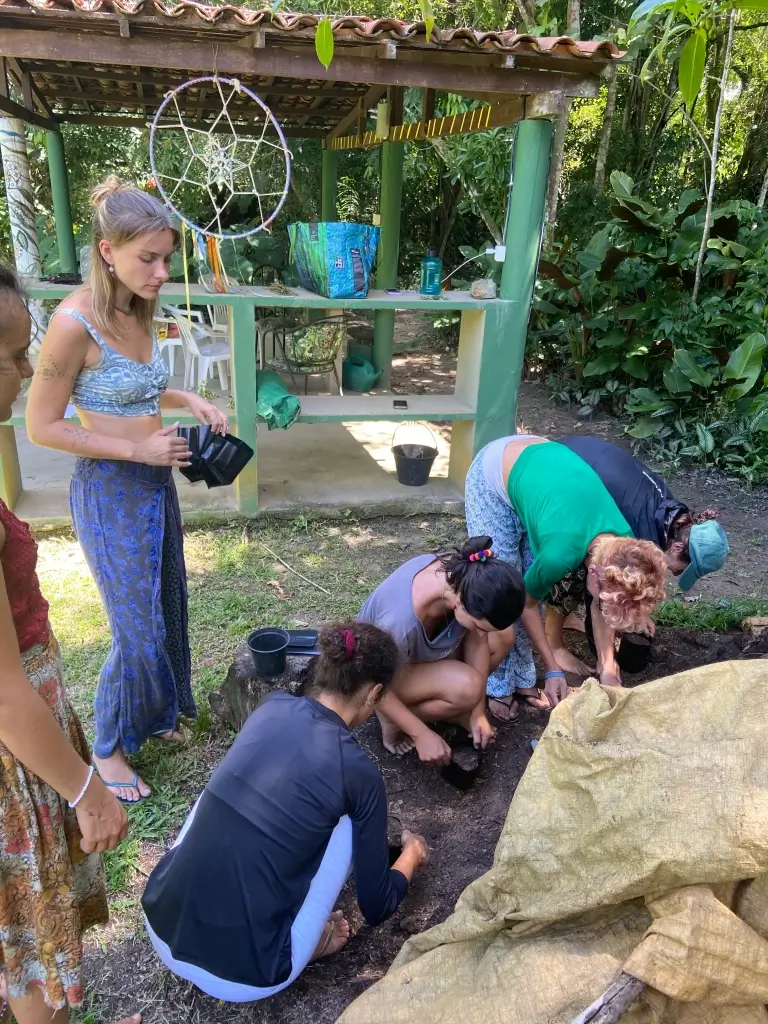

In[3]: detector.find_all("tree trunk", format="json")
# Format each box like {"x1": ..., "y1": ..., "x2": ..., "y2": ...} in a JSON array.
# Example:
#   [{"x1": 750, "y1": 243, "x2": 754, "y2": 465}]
[
  {"x1": 758, "y1": 163, "x2": 768, "y2": 208},
  {"x1": 428, "y1": 136, "x2": 503, "y2": 244},
  {"x1": 594, "y1": 72, "x2": 619, "y2": 194},
  {"x1": 545, "y1": 108, "x2": 570, "y2": 231},
  {"x1": 734, "y1": 80, "x2": 768, "y2": 198},
  {"x1": 692, "y1": 9, "x2": 736, "y2": 304},
  {"x1": 513, "y1": 0, "x2": 536, "y2": 31},
  {"x1": 545, "y1": 0, "x2": 580, "y2": 231}
]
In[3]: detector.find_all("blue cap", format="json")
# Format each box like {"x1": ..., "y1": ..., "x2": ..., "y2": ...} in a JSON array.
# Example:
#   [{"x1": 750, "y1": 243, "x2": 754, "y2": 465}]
[{"x1": 678, "y1": 521, "x2": 729, "y2": 592}]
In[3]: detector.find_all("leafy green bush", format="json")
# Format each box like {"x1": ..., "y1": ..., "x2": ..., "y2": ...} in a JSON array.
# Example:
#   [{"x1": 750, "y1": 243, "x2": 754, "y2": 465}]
[{"x1": 532, "y1": 170, "x2": 768, "y2": 481}]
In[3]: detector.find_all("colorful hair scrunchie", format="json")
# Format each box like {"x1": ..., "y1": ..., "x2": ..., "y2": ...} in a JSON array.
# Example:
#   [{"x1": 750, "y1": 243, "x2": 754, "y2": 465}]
[{"x1": 469, "y1": 548, "x2": 494, "y2": 563}]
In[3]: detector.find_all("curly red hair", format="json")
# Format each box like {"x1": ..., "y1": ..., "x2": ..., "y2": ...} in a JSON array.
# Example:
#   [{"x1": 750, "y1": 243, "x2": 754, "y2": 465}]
[{"x1": 590, "y1": 537, "x2": 666, "y2": 631}]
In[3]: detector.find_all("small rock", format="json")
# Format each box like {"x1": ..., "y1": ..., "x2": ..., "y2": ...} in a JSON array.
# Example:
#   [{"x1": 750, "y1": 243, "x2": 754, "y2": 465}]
[
  {"x1": 398, "y1": 914, "x2": 424, "y2": 935},
  {"x1": 741, "y1": 617, "x2": 768, "y2": 636}
]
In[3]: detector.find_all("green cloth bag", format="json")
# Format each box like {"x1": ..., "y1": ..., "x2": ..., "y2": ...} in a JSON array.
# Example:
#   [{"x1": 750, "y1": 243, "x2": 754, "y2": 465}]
[{"x1": 255, "y1": 370, "x2": 301, "y2": 430}]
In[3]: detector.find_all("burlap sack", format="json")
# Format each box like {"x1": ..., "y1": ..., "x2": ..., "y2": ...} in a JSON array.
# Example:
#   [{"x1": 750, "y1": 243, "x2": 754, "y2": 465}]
[{"x1": 339, "y1": 661, "x2": 768, "y2": 1024}]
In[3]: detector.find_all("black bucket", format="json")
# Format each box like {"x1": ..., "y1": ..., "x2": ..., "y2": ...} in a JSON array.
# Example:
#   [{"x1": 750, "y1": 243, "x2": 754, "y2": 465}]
[
  {"x1": 391, "y1": 423, "x2": 439, "y2": 487},
  {"x1": 247, "y1": 628, "x2": 290, "y2": 678},
  {"x1": 393, "y1": 444, "x2": 438, "y2": 486},
  {"x1": 617, "y1": 632, "x2": 652, "y2": 674}
]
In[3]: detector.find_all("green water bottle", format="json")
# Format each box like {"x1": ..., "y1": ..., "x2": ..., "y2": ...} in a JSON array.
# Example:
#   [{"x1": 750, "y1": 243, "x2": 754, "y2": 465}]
[{"x1": 419, "y1": 247, "x2": 442, "y2": 298}]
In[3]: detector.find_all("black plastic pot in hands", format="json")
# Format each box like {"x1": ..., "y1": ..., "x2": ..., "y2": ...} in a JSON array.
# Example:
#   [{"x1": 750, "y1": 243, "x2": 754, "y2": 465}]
[
  {"x1": 617, "y1": 632, "x2": 652, "y2": 674},
  {"x1": 247, "y1": 628, "x2": 291, "y2": 678},
  {"x1": 177, "y1": 426, "x2": 254, "y2": 488}
]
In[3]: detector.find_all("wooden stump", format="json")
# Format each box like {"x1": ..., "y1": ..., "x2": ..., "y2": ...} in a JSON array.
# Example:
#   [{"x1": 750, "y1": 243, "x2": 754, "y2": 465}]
[{"x1": 209, "y1": 641, "x2": 314, "y2": 732}]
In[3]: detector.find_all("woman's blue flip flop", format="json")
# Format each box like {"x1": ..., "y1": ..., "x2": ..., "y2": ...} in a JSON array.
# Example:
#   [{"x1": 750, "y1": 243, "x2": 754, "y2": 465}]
[{"x1": 102, "y1": 774, "x2": 146, "y2": 805}]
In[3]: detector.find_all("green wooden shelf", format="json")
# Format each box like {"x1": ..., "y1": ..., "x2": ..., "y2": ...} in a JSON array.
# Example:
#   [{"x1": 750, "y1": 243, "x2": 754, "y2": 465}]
[
  {"x1": 296, "y1": 394, "x2": 475, "y2": 422},
  {"x1": 28, "y1": 282, "x2": 508, "y2": 313}
]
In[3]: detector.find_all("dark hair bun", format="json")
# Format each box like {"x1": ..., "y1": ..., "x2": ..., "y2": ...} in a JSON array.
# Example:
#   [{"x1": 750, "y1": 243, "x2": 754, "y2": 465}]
[
  {"x1": 438, "y1": 536, "x2": 525, "y2": 631},
  {"x1": 318, "y1": 625, "x2": 353, "y2": 665},
  {"x1": 313, "y1": 621, "x2": 400, "y2": 700}
]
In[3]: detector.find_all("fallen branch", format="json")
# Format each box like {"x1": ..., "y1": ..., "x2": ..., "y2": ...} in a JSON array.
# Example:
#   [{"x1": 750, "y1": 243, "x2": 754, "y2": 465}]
[
  {"x1": 570, "y1": 973, "x2": 647, "y2": 1024},
  {"x1": 260, "y1": 544, "x2": 331, "y2": 596}
]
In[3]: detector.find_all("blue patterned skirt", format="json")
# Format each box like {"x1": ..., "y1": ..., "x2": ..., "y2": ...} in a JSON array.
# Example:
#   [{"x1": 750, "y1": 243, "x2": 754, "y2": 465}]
[
  {"x1": 70, "y1": 459, "x2": 195, "y2": 758},
  {"x1": 465, "y1": 446, "x2": 537, "y2": 697}
]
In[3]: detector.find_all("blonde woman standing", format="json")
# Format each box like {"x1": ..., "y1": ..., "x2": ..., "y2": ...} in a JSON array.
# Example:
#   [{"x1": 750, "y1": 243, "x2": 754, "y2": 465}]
[{"x1": 27, "y1": 177, "x2": 228, "y2": 805}]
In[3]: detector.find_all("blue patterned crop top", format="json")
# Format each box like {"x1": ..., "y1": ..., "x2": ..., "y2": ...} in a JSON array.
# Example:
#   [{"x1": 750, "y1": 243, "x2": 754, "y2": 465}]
[{"x1": 54, "y1": 308, "x2": 169, "y2": 418}]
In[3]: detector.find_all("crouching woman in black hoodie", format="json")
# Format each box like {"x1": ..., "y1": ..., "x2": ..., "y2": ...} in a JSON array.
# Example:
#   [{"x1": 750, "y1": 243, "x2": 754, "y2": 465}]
[{"x1": 142, "y1": 621, "x2": 428, "y2": 1002}]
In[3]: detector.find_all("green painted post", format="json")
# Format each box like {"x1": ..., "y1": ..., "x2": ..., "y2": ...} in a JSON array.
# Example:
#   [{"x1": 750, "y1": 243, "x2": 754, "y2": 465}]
[
  {"x1": 321, "y1": 149, "x2": 338, "y2": 222},
  {"x1": 229, "y1": 302, "x2": 259, "y2": 515},
  {"x1": 474, "y1": 118, "x2": 553, "y2": 451},
  {"x1": 45, "y1": 131, "x2": 77, "y2": 276},
  {"x1": 372, "y1": 141, "x2": 404, "y2": 387}
]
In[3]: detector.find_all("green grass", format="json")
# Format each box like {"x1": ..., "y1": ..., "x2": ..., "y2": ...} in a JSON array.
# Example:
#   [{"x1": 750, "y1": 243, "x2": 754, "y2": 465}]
[
  {"x1": 656, "y1": 596, "x2": 768, "y2": 631},
  {"x1": 36, "y1": 514, "x2": 463, "y2": 900}
]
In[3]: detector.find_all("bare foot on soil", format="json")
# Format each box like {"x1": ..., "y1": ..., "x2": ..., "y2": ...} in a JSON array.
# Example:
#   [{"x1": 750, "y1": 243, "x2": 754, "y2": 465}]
[
  {"x1": 312, "y1": 910, "x2": 350, "y2": 961},
  {"x1": 377, "y1": 712, "x2": 416, "y2": 756},
  {"x1": 94, "y1": 750, "x2": 151, "y2": 803},
  {"x1": 487, "y1": 696, "x2": 519, "y2": 722},
  {"x1": 116, "y1": 1016, "x2": 142, "y2": 1023},
  {"x1": 515, "y1": 687, "x2": 551, "y2": 710},
  {"x1": 563, "y1": 613, "x2": 586, "y2": 633},
  {"x1": 552, "y1": 647, "x2": 593, "y2": 677}
]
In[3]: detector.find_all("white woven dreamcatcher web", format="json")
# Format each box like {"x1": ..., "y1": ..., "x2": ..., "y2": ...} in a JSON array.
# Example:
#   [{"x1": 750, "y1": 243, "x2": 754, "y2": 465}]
[{"x1": 149, "y1": 76, "x2": 291, "y2": 240}]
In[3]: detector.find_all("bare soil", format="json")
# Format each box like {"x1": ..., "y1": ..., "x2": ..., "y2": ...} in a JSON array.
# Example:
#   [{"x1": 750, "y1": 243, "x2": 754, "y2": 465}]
[{"x1": 92, "y1": 625, "x2": 768, "y2": 1024}]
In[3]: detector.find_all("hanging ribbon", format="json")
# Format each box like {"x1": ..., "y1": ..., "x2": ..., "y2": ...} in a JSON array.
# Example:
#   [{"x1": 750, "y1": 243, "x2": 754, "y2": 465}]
[
  {"x1": 207, "y1": 236, "x2": 227, "y2": 293},
  {"x1": 181, "y1": 220, "x2": 192, "y2": 320}
]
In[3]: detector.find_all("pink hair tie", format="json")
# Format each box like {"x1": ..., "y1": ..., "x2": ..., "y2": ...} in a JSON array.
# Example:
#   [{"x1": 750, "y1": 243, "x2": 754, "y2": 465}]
[
  {"x1": 469, "y1": 548, "x2": 494, "y2": 563},
  {"x1": 341, "y1": 628, "x2": 355, "y2": 661}
]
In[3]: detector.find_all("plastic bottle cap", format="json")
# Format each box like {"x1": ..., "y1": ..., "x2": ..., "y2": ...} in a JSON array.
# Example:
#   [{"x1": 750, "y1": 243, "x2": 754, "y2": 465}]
[{"x1": 427, "y1": 247, "x2": 437, "y2": 257}]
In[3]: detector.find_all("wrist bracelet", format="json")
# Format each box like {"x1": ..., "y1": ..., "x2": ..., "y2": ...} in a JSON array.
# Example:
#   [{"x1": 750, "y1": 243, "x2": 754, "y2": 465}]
[
  {"x1": 544, "y1": 670, "x2": 565, "y2": 679},
  {"x1": 68, "y1": 765, "x2": 94, "y2": 808}
]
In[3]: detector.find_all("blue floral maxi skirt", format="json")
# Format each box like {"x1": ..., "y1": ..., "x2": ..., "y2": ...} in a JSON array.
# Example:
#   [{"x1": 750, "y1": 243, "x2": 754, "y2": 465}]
[
  {"x1": 70, "y1": 459, "x2": 195, "y2": 758},
  {"x1": 464, "y1": 448, "x2": 537, "y2": 697}
]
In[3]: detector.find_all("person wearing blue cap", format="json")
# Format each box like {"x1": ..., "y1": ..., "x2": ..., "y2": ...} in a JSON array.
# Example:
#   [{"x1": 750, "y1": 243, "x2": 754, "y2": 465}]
[{"x1": 547, "y1": 435, "x2": 729, "y2": 673}]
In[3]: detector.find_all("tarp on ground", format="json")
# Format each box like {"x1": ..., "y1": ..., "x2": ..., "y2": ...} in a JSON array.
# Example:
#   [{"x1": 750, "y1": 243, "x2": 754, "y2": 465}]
[{"x1": 339, "y1": 661, "x2": 768, "y2": 1024}]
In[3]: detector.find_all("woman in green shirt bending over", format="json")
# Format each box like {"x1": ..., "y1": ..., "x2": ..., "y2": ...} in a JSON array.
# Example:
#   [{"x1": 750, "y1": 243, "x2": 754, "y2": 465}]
[{"x1": 465, "y1": 436, "x2": 667, "y2": 721}]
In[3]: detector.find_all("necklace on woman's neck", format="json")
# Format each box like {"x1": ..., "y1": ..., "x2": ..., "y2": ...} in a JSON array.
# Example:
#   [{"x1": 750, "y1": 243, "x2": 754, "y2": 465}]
[{"x1": 115, "y1": 302, "x2": 135, "y2": 316}]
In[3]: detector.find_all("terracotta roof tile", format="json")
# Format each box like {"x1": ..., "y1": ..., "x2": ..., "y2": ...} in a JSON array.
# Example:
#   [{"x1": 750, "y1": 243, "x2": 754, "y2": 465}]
[{"x1": 0, "y1": 0, "x2": 621, "y2": 60}]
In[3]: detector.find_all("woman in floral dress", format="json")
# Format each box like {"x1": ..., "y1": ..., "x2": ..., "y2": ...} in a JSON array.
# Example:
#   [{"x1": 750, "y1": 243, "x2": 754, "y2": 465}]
[{"x1": 0, "y1": 263, "x2": 138, "y2": 1024}]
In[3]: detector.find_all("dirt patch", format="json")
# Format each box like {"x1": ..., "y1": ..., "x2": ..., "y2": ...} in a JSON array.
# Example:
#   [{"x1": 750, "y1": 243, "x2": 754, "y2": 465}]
[{"x1": 87, "y1": 626, "x2": 767, "y2": 1024}]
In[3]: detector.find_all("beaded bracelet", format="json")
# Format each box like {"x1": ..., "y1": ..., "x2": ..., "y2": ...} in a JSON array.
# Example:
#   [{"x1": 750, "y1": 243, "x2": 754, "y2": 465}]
[{"x1": 68, "y1": 765, "x2": 95, "y2": 809}]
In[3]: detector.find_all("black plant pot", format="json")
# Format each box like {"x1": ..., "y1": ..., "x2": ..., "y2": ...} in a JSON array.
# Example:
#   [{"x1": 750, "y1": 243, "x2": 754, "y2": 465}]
[{"x1": 247, "y1": 628, "x2": 290, "y2": 678}]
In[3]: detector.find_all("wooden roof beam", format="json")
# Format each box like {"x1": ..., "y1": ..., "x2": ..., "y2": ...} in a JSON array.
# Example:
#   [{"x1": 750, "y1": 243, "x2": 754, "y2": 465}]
[
  {"x1": 0, "y1": 92, "x2": 58, "y2": 130},
  {"x1": 327, "y1": 84, "x2": 387, "y2": 140},
  {"x1": 5, "y1": 56, "x2": 55, "y2": 119},
  {"x1": 21, "y1": 63, "x2": 363, "y2": 96},
  {"x1": 56, "y1": 113, "x2": 327, "y2": 136},
  {"x1": 3, "y1": 29, "x2": 601, "y2": 99}
]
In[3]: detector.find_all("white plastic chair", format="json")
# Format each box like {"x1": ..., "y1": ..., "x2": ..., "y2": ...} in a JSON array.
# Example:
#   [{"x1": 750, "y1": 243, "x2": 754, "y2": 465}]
[
  {"x1": 154, "y1": 316, "x2": 184, "y2": 376},
  {"x1": 171, "y1": 313, "x2": 231, "y2": 392},
  {"x1": 199, "y1": 274, "x2": 234, "y2": 334}
]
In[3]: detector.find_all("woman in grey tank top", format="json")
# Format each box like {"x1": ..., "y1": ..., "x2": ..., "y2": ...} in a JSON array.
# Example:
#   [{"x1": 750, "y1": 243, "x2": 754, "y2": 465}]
[{"x1": 358, "y1": 537, "x2": 526, "y2": 766}]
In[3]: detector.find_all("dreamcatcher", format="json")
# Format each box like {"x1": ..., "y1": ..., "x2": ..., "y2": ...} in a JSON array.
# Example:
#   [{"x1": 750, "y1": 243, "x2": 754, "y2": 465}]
[{"x1": 149, "y1": 75, "x2": 292, "y2": 293}]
